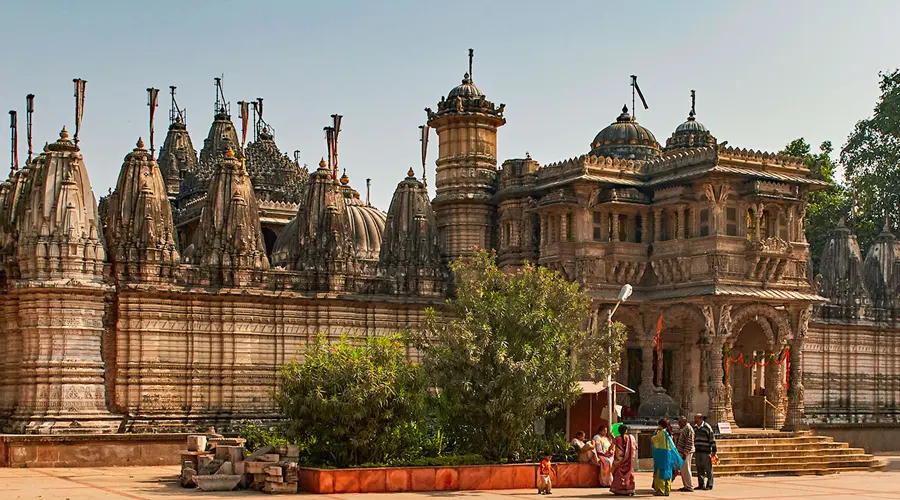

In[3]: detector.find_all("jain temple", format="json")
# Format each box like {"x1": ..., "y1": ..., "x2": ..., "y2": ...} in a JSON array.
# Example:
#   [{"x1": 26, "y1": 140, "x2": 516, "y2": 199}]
[{"x1": 0, "y1": 55, "x2": 898, "y2": 446}]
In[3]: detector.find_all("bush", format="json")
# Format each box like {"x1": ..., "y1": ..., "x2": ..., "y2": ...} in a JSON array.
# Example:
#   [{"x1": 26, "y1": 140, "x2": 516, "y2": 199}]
[
  {"x1": 409, "y1": 250, "x2": 627, "y2": 462},
  {"x1": 276, "y1": 334, "x2": 427, "y2": 468},
  {"x1": 238, "y1": 421, "x2": 289, "y2": 451}
]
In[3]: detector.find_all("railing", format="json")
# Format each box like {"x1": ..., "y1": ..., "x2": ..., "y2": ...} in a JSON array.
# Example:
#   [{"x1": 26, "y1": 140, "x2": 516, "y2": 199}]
[{"x1": 762, "y1": 396, "x2": 786, "y2": 430}]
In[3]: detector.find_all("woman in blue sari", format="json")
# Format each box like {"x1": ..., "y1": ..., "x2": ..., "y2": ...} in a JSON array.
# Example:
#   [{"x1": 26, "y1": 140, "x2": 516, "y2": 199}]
[{"x1": 650, "y1": 418, "x2": 683, "y2": 496}]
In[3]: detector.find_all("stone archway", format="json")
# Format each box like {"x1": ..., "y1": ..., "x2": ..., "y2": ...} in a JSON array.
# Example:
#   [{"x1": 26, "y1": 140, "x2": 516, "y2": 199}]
[
  {"x1": 725, "y1": 304, "x2": 790, "y2": 429},
  {"x1": 661, "y1": 304, "x2": 707, "y2": 416}
]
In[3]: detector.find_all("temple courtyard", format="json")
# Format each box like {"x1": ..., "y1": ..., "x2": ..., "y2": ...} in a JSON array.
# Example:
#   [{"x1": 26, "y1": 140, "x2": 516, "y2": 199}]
[{"x1": 4, "y1": 465, "x2": 899, "y2": 500}]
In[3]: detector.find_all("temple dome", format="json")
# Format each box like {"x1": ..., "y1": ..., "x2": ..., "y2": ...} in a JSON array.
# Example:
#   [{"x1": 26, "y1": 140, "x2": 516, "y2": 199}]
[
  {"x1": 666, "y1": 109, "x2": 717, "y2": 151},
  {"x1": 675, "y1": 112, "x2": 708, "y2": 133},
  {"x1": 590, "y1": 106, "x2": 660, "y2": 160},
  {"x1": 345, "y1": 196, "x2": 386, "y2": 262},
  {"x1": 447, "y1": 73, "x2": 484, "y2": 100}
]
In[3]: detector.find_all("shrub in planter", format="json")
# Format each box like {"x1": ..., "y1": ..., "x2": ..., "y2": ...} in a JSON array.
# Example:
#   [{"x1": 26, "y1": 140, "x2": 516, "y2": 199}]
[
  {"x1": 410, "y1": 250, "x2": 627, "y2": 462},
  {"x1": 277, "y1": 334, "x2": 427, "y2": 468}
]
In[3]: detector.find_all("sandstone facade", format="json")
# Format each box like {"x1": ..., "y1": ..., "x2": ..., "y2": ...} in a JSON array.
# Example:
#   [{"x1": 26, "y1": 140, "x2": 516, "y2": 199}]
[{"x1": 0, "y1": 60, "x2": 897, "y2": 433}]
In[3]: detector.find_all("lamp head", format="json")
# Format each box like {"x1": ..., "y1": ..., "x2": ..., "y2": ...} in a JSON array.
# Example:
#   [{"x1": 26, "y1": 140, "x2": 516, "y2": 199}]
[{"x1": 617, "y1": 284, "x2": 633, "y2": 302}]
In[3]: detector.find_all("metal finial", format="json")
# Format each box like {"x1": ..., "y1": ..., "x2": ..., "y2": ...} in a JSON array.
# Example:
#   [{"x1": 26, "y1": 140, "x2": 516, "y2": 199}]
[
  {"x1": 25, "y1": 94, "x2": 34, "y2": 164},
  {"x1": 419, "y1": 124, "x2": 430, "y2": 188},
  {"x1": 147, "y1": 88, "x2": 159, "y2": 159},
  {"x1": 9, "y1": 110, "x2": 18, "y2": 174},
  {"x1": 73, "y1": 78, "x2": 87, "y2": 150},
  {"x1": 690, "y1": 89, "x2": 696, "y2": 118},
  {"x1": 366, "y1": 178, "x2": 371, "y2": 206},
  {"x1": 468, "y1": 48, "x2": 474, "y2": 81}
]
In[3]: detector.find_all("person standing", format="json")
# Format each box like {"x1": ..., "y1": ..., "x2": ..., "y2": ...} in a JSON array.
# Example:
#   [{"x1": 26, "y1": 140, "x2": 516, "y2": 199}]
[
  {"x1": 650, "y1": 418, "x2": 683, "y2": 496},
  {"x1": 675, "y1": 416, "x2": 695, "y2": 492},
  {"x1": 693, "y1": 413, "x2": 717, "y2": 491},
  {"x1": 610, "y1": 424, "x2": 637, "y2": 496}
]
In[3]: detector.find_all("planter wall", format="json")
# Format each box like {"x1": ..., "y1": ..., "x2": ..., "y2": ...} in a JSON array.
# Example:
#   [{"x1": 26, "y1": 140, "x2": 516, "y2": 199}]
[{"x1": 297, "y1": 462, "x2": 600, "y2": 494}]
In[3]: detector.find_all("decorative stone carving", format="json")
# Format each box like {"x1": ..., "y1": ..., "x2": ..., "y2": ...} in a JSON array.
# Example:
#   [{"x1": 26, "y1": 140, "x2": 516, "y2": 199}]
[
  {"x1": 376, "y1": 169, "x2": 447, "y2": 296},
  {"x1": 192, "y1": 140, "x2": 269, "y2": 286},
  {"x1": 103, "y1": 139, "x2": 180, "y2": 283}
]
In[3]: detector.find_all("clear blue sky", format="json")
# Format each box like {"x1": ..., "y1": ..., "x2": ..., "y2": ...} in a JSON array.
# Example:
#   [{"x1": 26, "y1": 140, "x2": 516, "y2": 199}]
[{"x1": 2, "y1": 0, "x2": 897, "y2": 209}]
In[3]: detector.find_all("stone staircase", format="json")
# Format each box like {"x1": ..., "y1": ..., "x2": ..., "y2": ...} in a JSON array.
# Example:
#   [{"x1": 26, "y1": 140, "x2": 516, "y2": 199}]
[{"x1": 708, "y1": 432, "x2": 885, "y2": 476}]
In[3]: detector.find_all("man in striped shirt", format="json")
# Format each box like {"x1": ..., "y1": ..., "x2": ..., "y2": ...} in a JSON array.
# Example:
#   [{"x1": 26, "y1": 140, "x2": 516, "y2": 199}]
[
  {"x1": 693, "y1": 413, "x2": 717, "y2": 490},
  {"x1": 676, "y1": 416, "x2": 695, "y2": 492}
]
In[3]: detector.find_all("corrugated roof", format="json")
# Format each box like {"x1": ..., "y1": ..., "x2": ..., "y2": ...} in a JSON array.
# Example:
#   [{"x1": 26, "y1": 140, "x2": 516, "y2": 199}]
[
  {"x1": 637, "y1": 284, "x2": 826, "y2": 302},
  {"x1": 710, "y1": 165, "x2": 831, "y2": 187}
]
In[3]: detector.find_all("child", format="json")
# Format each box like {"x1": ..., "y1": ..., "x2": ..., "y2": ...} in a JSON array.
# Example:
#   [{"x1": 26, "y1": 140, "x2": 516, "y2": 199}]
[{"x1": 538, "y1": 453, "x2": 553, "y2": 495}]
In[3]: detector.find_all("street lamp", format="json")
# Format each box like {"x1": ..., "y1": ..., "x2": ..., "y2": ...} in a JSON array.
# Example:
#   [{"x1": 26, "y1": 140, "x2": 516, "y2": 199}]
[{"x1": 606, "y1": 284, "x2": 632, "y2": 428}]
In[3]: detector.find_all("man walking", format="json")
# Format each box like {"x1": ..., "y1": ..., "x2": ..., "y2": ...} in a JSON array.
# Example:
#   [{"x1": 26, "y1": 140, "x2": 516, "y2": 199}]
[
  {"x1": 693, "y1": 413, "x2": 717, "y2": 491},
  {"x1": 676, "y1": 416, "x2": 694, "y2": 492}
]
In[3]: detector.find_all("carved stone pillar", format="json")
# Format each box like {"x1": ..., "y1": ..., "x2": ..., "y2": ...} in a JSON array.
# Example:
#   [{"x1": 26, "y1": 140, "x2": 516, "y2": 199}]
[
  {"x1": 540, "y1": 214, "x2": 547, "y2": 247},
  {"x1": 611, "y1": 211, "x2": 620, "y2": 242},
  {"x1": 653, "y1": 209, "x2": 663, "y2": 242},
  {"x1": 681, "y1": 336, "x2": 694, "y2": 415},
  {"x1": 707, "y1": 335, "x2": 728, "y2": 426},
  {"x1": 782, "y1": 306, "x2": 811, "y2": 431},
  {"x1": 765, "y1": 348, "x2": 786, "y2": 429},
  {"x1": 677, "y1": 206, "x2": 686, "y2": 240},
  {"x1": 560, "y1": 212, "x2": 569, "y2": 242},
  {"x1": 640, "y1": 210, "x2": 649, "y2": 243},
  {"x1": 640, "y1": 335, "x2": 656, "y2": 404}
]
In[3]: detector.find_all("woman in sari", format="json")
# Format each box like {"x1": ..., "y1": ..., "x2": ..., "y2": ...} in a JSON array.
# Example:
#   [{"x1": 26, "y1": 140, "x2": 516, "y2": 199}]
[
  {"x1": 610, "y1": 424, "x2": 637, "y2": 496},
  {"x1": 593, "y1": 426, "x2": 614, "y2": 487},
  {"x1": 650, "y1": 418, "x2": 684, "y2": 496}
]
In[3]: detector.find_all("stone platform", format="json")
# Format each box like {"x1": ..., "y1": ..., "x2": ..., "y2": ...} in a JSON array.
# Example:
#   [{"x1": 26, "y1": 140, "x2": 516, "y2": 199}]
[
  {"x1": 0, "y1": 466, "x2": 896, "y2": 499},
  {"x1": 0, "y1": 433, "x2": 186, "y2": 468}
]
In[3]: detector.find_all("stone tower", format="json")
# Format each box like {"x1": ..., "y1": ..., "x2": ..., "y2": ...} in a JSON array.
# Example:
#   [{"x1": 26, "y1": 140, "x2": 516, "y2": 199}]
[
  {"x1": 1, "y1": 127, "x2": 117, "y2": 433},
  {"x1": 426, "y1": 50, "x2": 505, "y2": 261}
]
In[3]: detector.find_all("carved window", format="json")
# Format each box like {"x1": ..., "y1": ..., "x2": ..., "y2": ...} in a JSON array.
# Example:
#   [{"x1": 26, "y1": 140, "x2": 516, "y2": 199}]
[
  {"x1": 592, "y1": 211, "x2": 603, "y2": 241},
  {"x1": 699, "y1": 209, "x2": 710, "y2": 237},
  {"x1": 761, "y1": 210, "x2": 772, "y2": 238},
  {"x1": 726, "y1": 207, "x2": 738, "y2": 236},
  {"x1": 566, "y1": 213, "x2": 574, "y2": 242},
  {"x1": 503, "y1": 223, "x2": 512, "y2": 248},
  {"x1": 618, "y1": 214, "x2": 628, "y2": 242}
]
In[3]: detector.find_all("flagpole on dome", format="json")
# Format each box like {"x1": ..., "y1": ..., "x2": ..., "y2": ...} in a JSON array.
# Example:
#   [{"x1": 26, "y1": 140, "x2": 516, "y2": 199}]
[{"x1": 630, "y1": 75, "x2": 649, "y2": 120}]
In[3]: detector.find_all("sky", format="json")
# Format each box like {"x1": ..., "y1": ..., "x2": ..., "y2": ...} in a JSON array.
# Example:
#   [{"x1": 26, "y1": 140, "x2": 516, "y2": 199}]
[{"x1": 1, "y1": 0, "x2": 898, "y2": 209}]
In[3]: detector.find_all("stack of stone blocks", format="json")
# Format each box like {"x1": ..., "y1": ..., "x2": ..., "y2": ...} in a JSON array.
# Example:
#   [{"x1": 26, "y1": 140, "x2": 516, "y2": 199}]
[{"x1": 179, "y1": 431, "x2": 299, "y2": 494}]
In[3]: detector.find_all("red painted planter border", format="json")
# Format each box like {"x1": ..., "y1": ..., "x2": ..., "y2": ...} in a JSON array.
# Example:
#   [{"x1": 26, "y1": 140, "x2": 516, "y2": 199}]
[{"x1": 297, "y1": 462, "x2": 600, "y2": 494}]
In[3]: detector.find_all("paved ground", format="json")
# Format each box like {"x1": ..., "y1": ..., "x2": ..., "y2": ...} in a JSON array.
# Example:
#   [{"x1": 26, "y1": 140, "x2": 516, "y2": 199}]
[{"x1": 2, "y1": 466, "x2": 899, "y2": 500}]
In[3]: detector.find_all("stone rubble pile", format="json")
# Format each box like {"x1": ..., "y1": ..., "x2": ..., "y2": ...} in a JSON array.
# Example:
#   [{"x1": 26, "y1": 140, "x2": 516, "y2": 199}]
[{"x1": 178, "y1": 429, "x2": 300, "y2": 494}]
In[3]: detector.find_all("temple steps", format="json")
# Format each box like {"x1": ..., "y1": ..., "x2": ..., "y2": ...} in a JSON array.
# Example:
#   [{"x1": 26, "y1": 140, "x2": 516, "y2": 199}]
[{"x1": 695, "y1": 432, "x2": 884, "y2": 476}]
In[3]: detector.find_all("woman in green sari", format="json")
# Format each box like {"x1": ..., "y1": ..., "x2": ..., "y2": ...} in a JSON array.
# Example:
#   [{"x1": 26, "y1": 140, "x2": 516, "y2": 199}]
[{"x1": 650, "y1": 418, "x2": 684, "y2": 496}]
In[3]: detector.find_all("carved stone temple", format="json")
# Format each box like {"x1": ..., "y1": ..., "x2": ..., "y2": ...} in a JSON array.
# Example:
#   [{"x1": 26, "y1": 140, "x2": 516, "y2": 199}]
[{"x1": 0, "y1": 60, "x2": 898, "y2": 436}]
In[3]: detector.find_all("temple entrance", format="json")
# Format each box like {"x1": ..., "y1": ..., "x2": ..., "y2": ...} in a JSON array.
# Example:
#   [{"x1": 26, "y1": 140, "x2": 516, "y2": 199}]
[{"x1": 729, "y1": 321, "x2": 776, "y2": 428}]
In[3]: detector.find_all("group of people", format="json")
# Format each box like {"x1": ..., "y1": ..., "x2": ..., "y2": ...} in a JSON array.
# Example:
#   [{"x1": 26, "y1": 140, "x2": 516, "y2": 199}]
[
  {"x1": 650, "y1": 414, "x2": 717, "y2": 496},
  {"x1": 548, "y1": 413, "x2": 716, "y2": 496}
]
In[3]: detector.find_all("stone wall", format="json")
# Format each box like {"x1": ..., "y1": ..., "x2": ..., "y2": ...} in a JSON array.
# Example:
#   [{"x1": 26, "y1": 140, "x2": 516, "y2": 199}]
[
  {"x1": 805, "y1": 320, "x2": 900, "y2": 424},
  {"x1": 108, "y1": 288, "x2": 435, "y2": 432},
  {"x1": 811, "y1": 424, "x2": 900, "y2": 453}
]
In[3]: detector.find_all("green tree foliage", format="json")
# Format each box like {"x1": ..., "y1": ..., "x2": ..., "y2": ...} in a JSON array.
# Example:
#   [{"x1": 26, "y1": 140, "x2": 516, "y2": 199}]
[
  {"x1": 841, "y1": 69, "x2": 900, "y2": 250},
  {"x1": 409, "y1": 250, "x2": 628, "y2": 461},
  {"x1": 779, "y1": 138, "x2": 849, "y2": 273},
  {"x1": 276, "y1": 335, "x2": 427, "y2": 467}
]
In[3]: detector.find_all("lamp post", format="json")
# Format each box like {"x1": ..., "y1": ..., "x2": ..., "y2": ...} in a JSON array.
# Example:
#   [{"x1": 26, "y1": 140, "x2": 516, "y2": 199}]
[{"x1": 606, "y1": 284, "x2": 633, "y2": 429}]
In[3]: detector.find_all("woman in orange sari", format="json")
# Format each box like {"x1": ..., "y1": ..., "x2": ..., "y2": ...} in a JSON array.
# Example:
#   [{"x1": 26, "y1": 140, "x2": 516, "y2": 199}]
[
  {"x1": 610, "y1": 424, "x2": 638, "y2": 496},
  {"x1": 593, "y1": 426, "x2": 614, "y2": 487}
]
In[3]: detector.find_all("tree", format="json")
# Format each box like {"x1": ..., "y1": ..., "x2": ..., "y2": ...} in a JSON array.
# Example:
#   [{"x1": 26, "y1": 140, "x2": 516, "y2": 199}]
[
  {"x1": 409, "y1": 250, "x2": 628, "y2": 461},
  {"x1": 779, "y1": 138, "x2": 850, "y2": 274},
  {"x1": 841, "y1": 69, "x2": 900, "y2": 251},
  {"x1": 276, "y1": 335, "x2": 427, "y2": 467}
]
